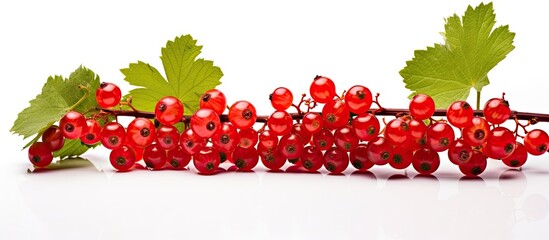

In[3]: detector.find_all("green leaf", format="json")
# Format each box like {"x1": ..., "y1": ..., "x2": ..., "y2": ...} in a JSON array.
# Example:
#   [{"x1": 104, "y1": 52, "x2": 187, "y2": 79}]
[
  {"x1": 11, "y1": 66, "x2": 101, "y2": 156},
  {"x1": 400, "y1": 2, "x2": 515, "y2": 108},
  {"x1": 121, "y1": 35, "x2": 223, "y2": 114}
]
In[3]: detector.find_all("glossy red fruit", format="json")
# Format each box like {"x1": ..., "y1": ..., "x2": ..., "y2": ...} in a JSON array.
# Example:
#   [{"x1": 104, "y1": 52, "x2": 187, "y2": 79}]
[
  {"x1": 126, "y1": 118, "x2": 156, "y2": 148},
  {"x1": 349, "y1": 144, "x2": 374, "y2": 171},
  {"x1": 426, "y1": 122, "x2": 455, "y2": 152},
  {"x1": 344, "y1": 85, "x2": 372, "y2": 114},
  {"x1": 95, "y1": 82, "x2": 122, "y2": 108},
  {"x1": 167, "y1": 146, "x2": 191, "y2": 169},
  {"x1": 267, "y1": 111, "x2": 293, "y2": 136},
  {"x1": 408, "y1": 119, "x2": 428, "y2": 150},
  {"x1": 483, "y1": 98, "x2": 511, "y2": 124},
  {"x1": 523, "y1": 129, "x2": 549, "y2": 156},
  {"x1": 312, "y1": 128, "x2": 334, "y2": 151},
  {"x1": 366, "y1": 137, "x2": 392, "y2": 165},
  {"x1": 125, "y1": 139, "x2": 144, "y2": 161},
  {"x1": 143, "y1": 144, "x2": 166, "y2": 170},
  {"x1": 28, "y1": 142, "x2": 53, "y2": 168},
  {"x1": 270, "y1": 87, "x2": 293, "y2": 111},
  {"x1": 155, "y1": 96, "x2": 184, "y2": 126},
  {"x1": 59, "y1": 111, "x2": 86, "y2": 139},
  {"x1": 191, "y1": 108, "x2": 220, "y2": 138},
  {"x1": 279, "y1": 133, "x2": 304, "y2": 160},
  {"x1": 352, "y1": 113, "x2": 380, "y2": 141},
  {"x1": 447, "y1": 139, "x2": 473, "y2": 165},
  {"x1": 384, "y1": 118, "x2": 410, "y2": 145},
  {"x1": 459, "y1": 150, "x2": 487, "y2": 177},
  {"x1": 409, "y1": 94, "x2": 435, "y2": 120},
  {"x1": 389, "y1": 148, "x2": 413, "y2": 170},
  {"x1": 100, "y1": 122, "x2": 126, "y2": 150},
  {"x1": 323, "y1": 147, "x2": 349, "y2": 174},
  {"x1": 447, "y1": 101, "x2": 474, "y2": 128},
  {"x1": 322, "y1": 99, "x2": 350, "y2": 130},
  {"x1": 211, "y1": 122, "x2": 239, "y2": 152},
  {"x1": 258, "y1": 145, "x2": 286, "y2": 170},
  {"x1": 228, "y1": 100, "x2": 257, "y2": 129},
  {"x1": 412, "y1": 148, "x2": 440, "y2": 175},
  {"x1": 485, "y1": 127, "x2": 516, "y2": 159},
  {"x1": 310, "y1": 76, "x2": 336, "y2": 103},
  {"x1": 180, "y1": 128, "x2": 207, "y2": 155},
  {"x1": 462, "y1": 117, "x2": 490, "y2": 147},
  {"x1": 300, "y1": 146, "x2": 324, "y2": 172},
  {"x1": 79, "y1": 119, "x2": 101, "y2": 145},
  {"x1": 193, "y1": 147, "x2": 221, "y2": 175},
  {"x1": 502, "y1": 142, "x2": 528, "y2": 168},
  {"x1": 302, "y1": 112, "x2": 323, "y2": 134},
  {"x1": 109, "y1": 145, "x2": 136, "y2": 171},
  {"x1": 155, "y1": 125, "x2": 179, "y2": 150},
  {"x1": 239, "y1": 128, "x2": 258, "y2": 148},
  {"x1": 291, "y1": 123, "x2": 312, "y2": 144},
  {"x1": 232, "y1": 146, "x2": 259, "y2": 171},
  {"x1": 200, "y1": 89, "x2": 227, "y2": 115},
  {"x1": 334, "y1": 125, "x2": 359, "y2": 152},
  {"x1": 259, "y1": 130, "x2": 278, "y2": 149},
  {"x1": 42, "y1": 125, "x2": 65, "y2": 151}
]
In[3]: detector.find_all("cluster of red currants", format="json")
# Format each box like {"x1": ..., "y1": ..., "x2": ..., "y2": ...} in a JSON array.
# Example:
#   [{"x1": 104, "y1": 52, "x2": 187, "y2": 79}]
[{"x1": 27, "y1": 76, "x2": 549, "y2": 176}]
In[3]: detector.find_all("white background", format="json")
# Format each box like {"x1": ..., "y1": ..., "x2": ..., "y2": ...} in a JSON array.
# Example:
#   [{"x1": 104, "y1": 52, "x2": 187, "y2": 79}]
[{"x1": 1, "y1": 0, "x2": 549, "y2": 239}]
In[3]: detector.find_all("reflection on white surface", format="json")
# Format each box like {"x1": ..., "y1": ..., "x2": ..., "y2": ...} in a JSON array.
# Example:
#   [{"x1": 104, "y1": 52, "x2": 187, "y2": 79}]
[{"x1": 7, "y1": 156, "x2": 548, "y2": 240}]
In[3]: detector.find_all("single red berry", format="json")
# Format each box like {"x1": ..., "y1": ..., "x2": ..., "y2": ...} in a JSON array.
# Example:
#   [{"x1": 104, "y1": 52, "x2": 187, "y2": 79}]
[
  {"x1": 279, "y1": 133, "x2": 304, "y2": 160},
  {"x1": 462, "y1": 117, "x2": 490, "y2": 147},
  {"x1": 352, "y1": 113, "x2": 380, "y2": 141},
  {"x1": 126, "y1": 118, "x2": 156, "y2": 148},
  {"x1": 155, "y1": 96, "x2": 184, "y2": 126},
  {"x1": 239, "y1": 128, "x2": 258, "y2": 148},
  {"x1": 459, "y1": 150, "x2": 487, "y2": 177},
  {"x1": 228, "y1": 100, "x2": 257, "y2": 129},
  {"x1": 322, "y1": 99, "x2": 350, "y2": 130},
  {"x1": 349, "y1": 144, "x2": 374, "y2": 171},
  {"x1": 447, "y1": 101, "x2": 474, "y2": 128},
  {"x1": 259, "y1": 130, "x2": 278, "y2": 149},
  {"x1": 334, "y1": 125, "x2": 359, "y2": 152},
  {"x1": 300, "y1": 146, "x2": 324, "y2": 172},
  {"x1": 310, "y1": 76, "x2": 336, "y2": 103},
  {"x1": 233, "y1": 146, "x2": 259, "y2": 171},
  {"x1": 483, "y1": 98, "x2": 511, "y2": 124},
  {"x1": 523, "y1": 129, "x2": 549, "y2": 156},
  {"x1": 426, "y1": 122, "x2": 455, "y2": 152},
  {"x1": 167, "y1": 146, "x2": 192, "y2": 169},
  {"x1": 143, "y1": 144, "x2": 166, "y2": 170},
  {"x1": 412, "y1": 148, "x2": 440, "y2": 175},
  {"x1": 408, "y1": 118, "x2": 427, "y2": 150},
  {"x1": 42, "y1": 125, "x2": 65, "y2": 151},
  {"x1": 291, "y1": 123, "x2": 312, "y2": 144},
  {"x1": 180, "y1": 128, "x2": 206, "y2": 155},
  {"x1": 258, "y1": 145, "x2": 286, "y2": 171},
  {"x1": 200, "y1": 89, "x2": 227, "y2": 115},
  {"x1": 191, "y1": 108, "x2": 221, "y2": 138},
  {"x1": 156, "y1": 125, "x2": 180, "y2": 150},
  {"x1": 485, "y1": 127, "x2": 516, "y2": 159},
  {"x1": 109, "y1": 145, "x2": 136, "y2": 171},
  {"x1": 267, "y1": 110, "x2": 293, "y2": 136},
  {"x1": 211, "y1": 122, "x2": 240, "y2": 153},
  {"x1": 193, "y1": 147, "x2": 220, "y2": 175},
  {"x1": 59, "y1": 111, "x2": 86, "y2": 139},
  {"x1": 502, "y1": 142, "x2": 528, "y2": 168},
  {"x1": 366, "y1": 137, "x2": 392, "y2": 165},
  {"x1": 28, "y1": 142, "x2": 53, "y2": 168},
  {"x1": 270, "y1": 87, "x2": 293, "y2": 111},
  {"x1": 312, "y1": 128, "x2": 334, "y2": 151},
  {"x1": 384, "y1": 118, "x2": 410, "y2": 145},
  {"x1": 447, "y1": 139, "x2": 473, "y2": 165},
  {"x1": 302, "y1": 112, "x2": 323, "y2": 134},
  {"x1": 96, "y1": 82, "x2": 122, "y2": 108},
  {"x1": 323, "y1": 147, "x2": 349, "y2": 174},
  {"x1": 409, "y1": 94, "x2": 435, "y2": 120},
  {"x1": 389, "y1": 147, "x2": 413, "y2": 170},
  {"x1": 344, "y1": 85, "x2": 372, "y2": 114},
  {"x1": 79, "y1": 119, "x2": 102, "y2": 145},
  {"x1": 100, "y1": 122, "x2": 126, "y2": 150}
]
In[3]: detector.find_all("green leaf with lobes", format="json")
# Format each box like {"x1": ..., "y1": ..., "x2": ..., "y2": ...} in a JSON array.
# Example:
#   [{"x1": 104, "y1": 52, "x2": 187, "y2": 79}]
[
  {"x1": 400, "y1": 2, "x2": 515, "y2": 108},
  {"x1": 11, "y1": 66, "x2": 101, "y2": 157},
  {"x1": 121, "y1": 34, "x2": 223, "y2": 114}
]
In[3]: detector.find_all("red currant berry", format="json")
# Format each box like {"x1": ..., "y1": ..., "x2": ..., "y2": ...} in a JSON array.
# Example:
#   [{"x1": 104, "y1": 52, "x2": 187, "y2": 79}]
[
  {"x1": 59, "y1": 111, "x2": 86, "y2": 139},
  {"x1": 462, "y1": 117, "x2": 490, "y2": 147},
  {"x1": 95, "y1": 82, "x2": 122, "y2": 108},
  {"x1": 485, "y1": 127, "x2": 516, "y2": 159},
  {"x1": 239, "y1": 128, "x2": 258, "y2": 148},
  {"x1": 270, "y1": 87, "x2": 293, "y2": 111},
  {"x1": 42, "y1": 125, "x2": 65, "y2": 151},
  {"x1": 126, "y1": 118, "x2": 156, "y2": 148},
  {"x1": 100, "y1": 122, "x2": 126, "y2": 150},
  {"x1": 447, "y1": 101, "x2": 474, "y2": 128},
  {"x1": 352, "y1": 113, "x2": 380, "y2": 141},
  {"x1": 211, "y1": 122, "x2": 240, "y2": 152},
  {"x1": 334, "y1": 125, "x2": 359, "y2": 152},
  {"x1": 193, "y1": 147, "x2": 220, "y2": 175},
  {"x1": 233, "y1": 146, "x2": 259, "y2": 171},
  {"x1": 300, "y1": 146, "x2": 324, "y2": 172},
  {"x1": 323, "y1": 147, "x2": 349, "y2": 174},
  {"x1": 79, "y1": 119, "x2": 101, "y2": 145},
  {"x1": 483, "y1": 98, "x2": 511, "y2": 124},
  {"x1": 279, "y1": 133, "x2": 304, "y2": 160},
  {"x1": 167, "y1": 146, "x2": 192, "y2": 169},
  {"x1": 426, "y1": 122, "x2": 455, "y2": 152},
  {"x1": 143, "y1": 144, "x2": 166, "y2": 170},
  {"x1": 291, "y1": 123, "x2": 312, "y2": 144},
  {"x1": 412, "y1": 148, "x2": 440, "y2": 175},
  {"x1": 408, "y1": 119, "x2": 428, "y2": 150},
  {"x1": 191, "y1": 108, "x2": 220, "y2": 138},
  {"x1": 258, "y1": 145, "x2": 286, "y2": 171},
  {"x1": 109, "y1": 145, "x2": 136, "y2": 171},
  {"x1": 259, "y1": 130, "x2": 278, "y2": 149},
  {"x1": 459, "y1": 150, "x2": 487, "y2": 177},
  {"x1": 267, "y1": 111, "x2": 293, "y2": 136},
  {"x1": 389, "y1": 147, "x2": 413, "y2": 170},
  {"x1": 344, "y1": 85, "x2": 372, "y2": 114},
  {"x1": 409, "y1": 94, "x2": 435, "y2": 120},
  {"x1": 322, "y1": 99, "x2": 350, "y2": 130},
  {"x1": 523, "y1": 129, "x2": 549, "y2": 156},
  {"x1": 28, "y1": 142, "x2": 53, "y2": 168},
  {"x1": 310, "y1": 75, "x2": 336, "y2": 103},
  {"x1": 155, "y1": 96, "x2": 184, "y2": 126},
  {"x1": 229, "y1": 100, "x2": 257, "y2": 129},
  {"x1": 312, "y1": 128, "x2": 334, "y2": 151},
  {"x1": 447, "y1": 139, "x2": 473, "y2": 165},
  {"x1": 349, "y1": 144, "x2": 374, "y2": 171},
  {"x1": 384, "y1": 118, "x2": 410, "y2": 145},
  {"x1": 302, "y1": 112, "x2": 323, "y2": 134},
  {"x1": 156, "y1": 125, "x2": 180, "y2": 150},
  {"x1": 502, "y1": 142, "x2": 528, "y2": 168},
  {"x1": 180, "y1": 128, "x2": 206, "y2": 155},
  {"x1": 200, "y1": 89, "x2": 227, "y2": 115},
  {"x1": 366, "y1": 137, "x2": 392, "y2": 165}
]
